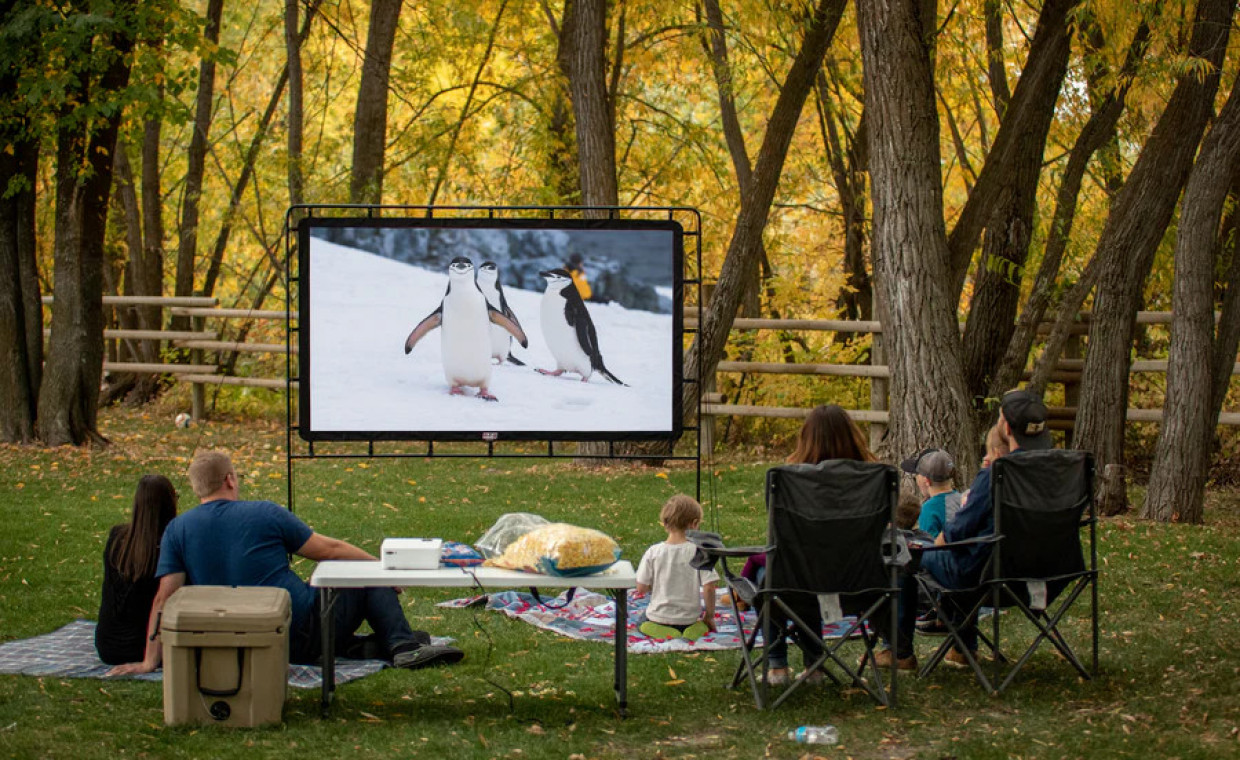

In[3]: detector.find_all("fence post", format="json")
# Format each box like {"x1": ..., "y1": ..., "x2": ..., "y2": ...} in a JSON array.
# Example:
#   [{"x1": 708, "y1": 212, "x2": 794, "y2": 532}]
[
  {"x1": 870, "y1": 332, "x2": 887, "y2": 453},
  {"x1": 191, "y1": 312, "x2": 205, "y2": 421}
]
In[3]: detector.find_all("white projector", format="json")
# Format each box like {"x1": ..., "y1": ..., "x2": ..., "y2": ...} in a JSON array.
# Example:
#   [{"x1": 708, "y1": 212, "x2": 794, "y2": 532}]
[{"x1": 380, "y1": 538, "x2": 443, "y2": 570}]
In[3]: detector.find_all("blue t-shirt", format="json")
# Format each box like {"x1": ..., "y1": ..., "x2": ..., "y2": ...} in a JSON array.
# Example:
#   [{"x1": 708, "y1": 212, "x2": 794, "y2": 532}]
[
  {"x1": 157, "y1": 500, "x2": 316, "y2": 629},
  {"x1": 917, "y1": 490, "x2": 961, "y2": 537}
]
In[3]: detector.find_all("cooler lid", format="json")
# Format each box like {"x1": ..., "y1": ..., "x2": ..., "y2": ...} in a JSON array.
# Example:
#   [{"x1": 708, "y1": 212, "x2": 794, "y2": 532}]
[{"x1": 162, "y1": 585, "x2": 291, "y2": 634}]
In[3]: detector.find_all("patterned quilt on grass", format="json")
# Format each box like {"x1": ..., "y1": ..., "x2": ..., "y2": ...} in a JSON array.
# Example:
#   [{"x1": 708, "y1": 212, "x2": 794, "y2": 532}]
[
  {"x1": 0, "y1": 619, "x2": 389, "y2": 690},
  {"x1": 438, "y1": 589, "x2": 864, "y2": 654}
]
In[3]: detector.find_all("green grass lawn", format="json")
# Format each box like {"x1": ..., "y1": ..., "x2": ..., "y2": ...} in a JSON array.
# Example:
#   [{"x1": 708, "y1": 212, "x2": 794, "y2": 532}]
[{"x1": 1, "y1": 404, "x2": 1238, "y2": 759}]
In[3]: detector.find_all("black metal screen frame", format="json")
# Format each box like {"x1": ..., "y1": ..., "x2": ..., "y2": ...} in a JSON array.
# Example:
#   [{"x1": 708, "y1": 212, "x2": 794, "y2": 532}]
[{"x1": 281, "y1": 204, "x2": 704, "y2": 513}]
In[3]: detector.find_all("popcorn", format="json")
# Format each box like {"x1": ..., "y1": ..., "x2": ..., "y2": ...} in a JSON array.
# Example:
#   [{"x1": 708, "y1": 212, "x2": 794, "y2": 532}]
[{"x1": 485, "y1": 523, "x2": 620, "y2": 573}]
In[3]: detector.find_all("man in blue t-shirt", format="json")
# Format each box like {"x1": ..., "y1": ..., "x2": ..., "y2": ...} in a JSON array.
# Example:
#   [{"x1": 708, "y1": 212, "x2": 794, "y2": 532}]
[
  {"x1": 877, "y1": 390, "x2": 1054, "y2": 671},
  {"x1": 108, "y1": 451, "x2": 462, "y2": 675}
]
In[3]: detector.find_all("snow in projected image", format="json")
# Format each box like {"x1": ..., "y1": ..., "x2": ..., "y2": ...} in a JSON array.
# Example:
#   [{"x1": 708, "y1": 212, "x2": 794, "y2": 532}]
[{"x1": 304, "y1": 228, "x2": 678, "y2": 438}]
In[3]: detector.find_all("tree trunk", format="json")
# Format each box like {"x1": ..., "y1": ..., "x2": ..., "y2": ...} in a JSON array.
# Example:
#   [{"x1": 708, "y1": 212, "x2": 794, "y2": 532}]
[
  {"x1": 1074, "y1": 0, "x2": 1235, "y2": 475},
  {"x1": 0, "y1": 132, "x2": 40, "y2": 443},
  {"x1": 990, "y1": 20, "x2": 1150, "y2": 399},
  {"x1": 172, "y1": 0, "x2": 224, "y2": 331},
  {"x1": 141, "y1": 77, "x2": 165, "y2": 333},
  {"x1": 349, "y1": 0, "x2": 401, "y2": 205},
  {"x1": 1144, "y1": 75, "x2": 1240, "y2": 524},
  {"x1": 286, "y1": 0, "x2": 305, "y2": 208},
  {"x1": 1211, "y1": 204, "x2": 1240, "y2": 415},
  {"x1": 858, "y1": 0, "x2": 976, "y2": 475},
  {"x1": 945, "y1": 0, "x2": 1080, "y2": 298},
  {"x1": 682, "y1": 0, "x2": 846, "y2": 426},
  {"x1": 556, "y1": 0, "x2": 620, "y2": 462},
  {"x1": 37, "y1": 9, "x2": 135, "y2": 445},
  {"x1": 960, "y1": 0, "x2": 1075, "y2": 403},
  {"x1": 558, "y1": 0, "x2": 619, "y2": 212},
  {"x1": 818, "y1": 67, "x2": 871, "y2": 323}
]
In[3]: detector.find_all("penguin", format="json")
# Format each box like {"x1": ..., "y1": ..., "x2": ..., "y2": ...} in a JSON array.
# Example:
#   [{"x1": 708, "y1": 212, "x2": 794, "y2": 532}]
[
  {"x1": 536, "y1": 268, "x2": 625, "y2": 385},
  {"x1": 476, "y1": 260, "x2": 526, "y2": 366},
  {"x1": 404, "y1": 257, "x2": 528, "y2": 401}
]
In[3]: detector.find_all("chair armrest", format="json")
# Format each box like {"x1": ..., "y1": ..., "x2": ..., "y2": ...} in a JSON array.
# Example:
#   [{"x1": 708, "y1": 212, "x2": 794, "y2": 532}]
[
  {"x1": 701, "y1": 545, "x2": 771, "y2": 558},
  {"x1": 912, "y1": 534, "x2": 1002, "y2": 552}
]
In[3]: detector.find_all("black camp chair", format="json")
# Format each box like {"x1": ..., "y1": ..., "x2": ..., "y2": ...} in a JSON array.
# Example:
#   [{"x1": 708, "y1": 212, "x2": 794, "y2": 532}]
[
  {"x1": 914, "y1": 449, "x2": 1098, "y2": 694},
  {"x1": 692, "y1": 460, "x2": 901, "y2": 709}
]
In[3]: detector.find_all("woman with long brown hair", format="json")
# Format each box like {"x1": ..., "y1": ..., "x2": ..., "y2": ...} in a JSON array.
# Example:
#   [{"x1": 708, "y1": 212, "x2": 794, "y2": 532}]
[
  {"x1": 758, "y1": 405, "x2": 876, "y2": 684},
  {"x1": 96, "y1": 475, "x2": 178, "y2": 665}
]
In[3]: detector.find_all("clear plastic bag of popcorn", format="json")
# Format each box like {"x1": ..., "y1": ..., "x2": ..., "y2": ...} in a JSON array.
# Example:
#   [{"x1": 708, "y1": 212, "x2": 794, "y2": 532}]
[{"x1": 485, "y1": 522, "x2": 621, "y2": 576}]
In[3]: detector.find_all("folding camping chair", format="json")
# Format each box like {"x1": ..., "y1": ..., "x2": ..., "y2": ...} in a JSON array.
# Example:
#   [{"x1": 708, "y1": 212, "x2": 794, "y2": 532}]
[
  {"x1": 915, "y1": 449, "x2": 1098, "y2": 695},
  {"x1": 692, "y1": 460, "x2": 902, "y2": 710}
]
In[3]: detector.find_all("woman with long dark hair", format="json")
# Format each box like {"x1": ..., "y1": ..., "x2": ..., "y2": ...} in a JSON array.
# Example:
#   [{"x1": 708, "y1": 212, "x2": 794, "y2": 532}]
[
  {"x1": 761, "y1": 405, "x2": 876, "y2": 684},
  {"x1": 96, "y1": 475, "x2": 178, "y2": 665}
]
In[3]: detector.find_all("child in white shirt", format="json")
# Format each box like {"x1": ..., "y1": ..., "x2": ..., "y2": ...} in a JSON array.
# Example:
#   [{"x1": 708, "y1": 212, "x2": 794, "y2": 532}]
[{"x1": 635, "y1": 494, "x2": 719, "y2": 641}]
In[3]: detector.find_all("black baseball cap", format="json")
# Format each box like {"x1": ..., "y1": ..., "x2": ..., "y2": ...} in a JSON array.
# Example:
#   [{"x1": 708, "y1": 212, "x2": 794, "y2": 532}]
[
  {"x1": 1000, "y1": 389, "x2": 1052, "y2": 450},
  {"x1": 899, "y1": 448, "x2": 955, "y2": 482}
]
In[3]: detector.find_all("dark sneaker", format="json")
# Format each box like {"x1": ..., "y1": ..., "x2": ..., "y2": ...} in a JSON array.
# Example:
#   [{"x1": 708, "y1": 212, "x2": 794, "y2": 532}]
[
  {"x1": 916, "y1": 614, "x2": 950, "y2": 635},
  {"x1": 392, "y1": 643, "x2": 465, "y2": 670}
]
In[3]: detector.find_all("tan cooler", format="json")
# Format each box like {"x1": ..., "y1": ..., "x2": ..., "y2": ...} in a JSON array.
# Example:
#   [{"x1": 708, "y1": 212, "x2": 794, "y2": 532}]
[{"x1": 161, "y1": 585, "x2": 291, "y2": 727}]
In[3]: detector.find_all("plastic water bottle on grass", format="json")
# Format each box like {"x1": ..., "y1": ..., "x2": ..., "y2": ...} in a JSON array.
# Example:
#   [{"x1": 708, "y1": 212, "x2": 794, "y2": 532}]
[{"x1": 787, "y1": 725, "x2": 838, "y2": 745}]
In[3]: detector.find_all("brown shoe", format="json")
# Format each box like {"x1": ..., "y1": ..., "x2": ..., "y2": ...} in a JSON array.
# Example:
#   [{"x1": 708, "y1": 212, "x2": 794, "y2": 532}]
[
  {"x1": 872, "y1": 649, "x2": 918, "y2": 671},
  {"x1": 943, "y1": 647, "x2": 977, "y2": 668}
]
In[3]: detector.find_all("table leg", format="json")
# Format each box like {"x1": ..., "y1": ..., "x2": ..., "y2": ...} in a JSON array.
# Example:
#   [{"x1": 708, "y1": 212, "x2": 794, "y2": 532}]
[
  {"x1": 320, "y1": 588, "x2": 337, "y2": 718},
  {"x1": 613, "y1": 588, "x2": 628, "y2": 718}
]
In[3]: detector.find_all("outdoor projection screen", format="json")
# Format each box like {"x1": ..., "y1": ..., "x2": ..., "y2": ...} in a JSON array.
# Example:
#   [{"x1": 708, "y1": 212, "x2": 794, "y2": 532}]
[{"x1": 298, "y1": 217, "x2": 684, "y2": 442}]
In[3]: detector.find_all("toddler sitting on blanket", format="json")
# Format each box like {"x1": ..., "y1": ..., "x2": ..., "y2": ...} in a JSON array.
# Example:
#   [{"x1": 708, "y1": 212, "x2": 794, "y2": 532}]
[{"x1": 635, "y1": 495, "x2": 719, "y2": 641}]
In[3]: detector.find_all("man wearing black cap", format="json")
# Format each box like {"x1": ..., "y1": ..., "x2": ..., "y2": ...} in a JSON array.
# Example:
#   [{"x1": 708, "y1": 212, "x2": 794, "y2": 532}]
[{"x1": 877, "y1": 389, "x2": 1053, "y2": 670}]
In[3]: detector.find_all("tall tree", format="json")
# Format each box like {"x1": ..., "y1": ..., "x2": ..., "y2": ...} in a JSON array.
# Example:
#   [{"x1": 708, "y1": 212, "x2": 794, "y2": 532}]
[
  {"x1": 681, "y1": 0, "x2": 847, "y2": 424},
  {"x1": 1072, "y1": 0, "x2": 1235, "y2": 480},
  {"x1": 959, "y1": 0, "x2": 1077, "y2": 403},
  {"x1": 349, "y1": 0, "x2": 401, "y2": 205},
  {"x1": 0, "y1": 2, "x2": 43, "y2": 443},
  {"x1": 1143, "y1": 74, "x2": 1240, "y2": 524},
  {"x1": 37, "y1": 0, "x2": 137, "y2": 445},
  {"x1": 286, "y1": 0, "x2": 305, "y2": 208},
  {"x1": 991, "y1": 18, "x2": 1151, "y2": 399},
  {"x1": 557, "y1": 0, "x2": 619, "y2": 210},
  {"x1": 857, "y1": 0, "x2": 976, "y2": 470},
  {"x1": 172, "y1": 0, "x2": 224, "y2": 331}
]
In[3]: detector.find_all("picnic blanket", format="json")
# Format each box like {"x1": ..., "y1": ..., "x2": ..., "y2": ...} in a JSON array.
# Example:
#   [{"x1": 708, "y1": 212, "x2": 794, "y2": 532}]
[
  {"x1": 439, "y1": 589, "x2": 865, "y2": 654},
  {"x1": 0, "y1": 620, "x2": 392, "y2": 690}
]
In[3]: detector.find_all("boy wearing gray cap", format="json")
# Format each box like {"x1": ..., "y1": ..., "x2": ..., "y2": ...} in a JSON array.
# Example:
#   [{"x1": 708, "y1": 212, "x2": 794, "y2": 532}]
[{"x1": 900, "y1": 448, "x2": 961, "y2": 539}]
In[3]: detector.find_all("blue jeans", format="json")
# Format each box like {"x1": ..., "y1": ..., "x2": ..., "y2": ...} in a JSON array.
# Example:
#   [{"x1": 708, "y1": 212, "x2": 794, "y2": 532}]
[{"x1": 290, "y1": 587, "x2": 429, "y2": 665}]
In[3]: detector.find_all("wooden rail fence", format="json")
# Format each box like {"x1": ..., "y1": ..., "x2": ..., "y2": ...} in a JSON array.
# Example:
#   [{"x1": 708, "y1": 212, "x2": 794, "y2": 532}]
[{"x1": 41, "y1": 297, "x2": 1239, "y2": 439}]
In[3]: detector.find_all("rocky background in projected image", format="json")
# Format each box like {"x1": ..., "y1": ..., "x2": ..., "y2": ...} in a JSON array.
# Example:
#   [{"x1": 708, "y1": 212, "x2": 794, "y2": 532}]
[
  {"x1": 314, "y1": 225, "x2": 673, "y2": 314},
  {"x1": 306, "y1": 229, "x2": 675, "y2": 435}
]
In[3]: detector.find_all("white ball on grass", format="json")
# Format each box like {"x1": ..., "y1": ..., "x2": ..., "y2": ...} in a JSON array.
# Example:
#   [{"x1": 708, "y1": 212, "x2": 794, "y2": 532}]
[{"x1": 174, "y1": 413, "x2": 193, "y2": 429}]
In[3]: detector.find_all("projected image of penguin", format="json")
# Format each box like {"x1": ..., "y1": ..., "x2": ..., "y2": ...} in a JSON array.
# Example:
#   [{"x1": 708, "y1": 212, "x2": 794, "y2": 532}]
[
  {"x1": 536, "y1": 268, "x2": 626, "y2": 385},
  {"x1": 476, "y1": 261, "x2": 526, "y2": 366},
  {"x1": 404, "y1": 257, "x2": 528, "y2": 401}
]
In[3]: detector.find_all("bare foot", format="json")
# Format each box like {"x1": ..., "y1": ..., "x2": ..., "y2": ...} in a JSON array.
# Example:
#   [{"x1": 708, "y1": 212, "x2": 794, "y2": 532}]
[
  {"x1": 536, "y1": 368, "x2": 564, "y2": 376},
  {"x1": 478, "y1": 389, "x2": 498, "y2": 401},
  {"x1": 449, "y1": 386, "x2": 467, "y2": 396}
]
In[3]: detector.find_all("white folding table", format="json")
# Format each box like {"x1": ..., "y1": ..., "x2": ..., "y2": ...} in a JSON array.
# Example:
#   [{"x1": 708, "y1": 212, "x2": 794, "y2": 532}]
[{"x1": 308, "y1": 560, "x2": 637, "y2": 717}]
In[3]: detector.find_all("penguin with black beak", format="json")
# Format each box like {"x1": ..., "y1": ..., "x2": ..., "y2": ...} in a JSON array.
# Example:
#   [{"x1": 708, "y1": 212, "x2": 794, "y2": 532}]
[{"x1": 535, "y1": 268, "x2": 625, "y2": 385}]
